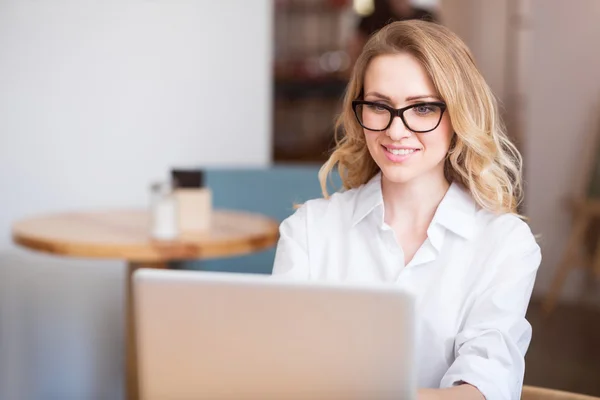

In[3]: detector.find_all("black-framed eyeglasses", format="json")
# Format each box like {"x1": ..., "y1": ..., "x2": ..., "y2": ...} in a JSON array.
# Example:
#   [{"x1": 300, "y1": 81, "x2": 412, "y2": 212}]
[{"x1": 352, "y1": 100, "x2": 447, "y2": 133}]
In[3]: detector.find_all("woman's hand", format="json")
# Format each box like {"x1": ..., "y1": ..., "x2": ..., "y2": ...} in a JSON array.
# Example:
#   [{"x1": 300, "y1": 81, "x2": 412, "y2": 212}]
[{"x1": 418, "y1": 384, "x2": 485, "y2": 400}]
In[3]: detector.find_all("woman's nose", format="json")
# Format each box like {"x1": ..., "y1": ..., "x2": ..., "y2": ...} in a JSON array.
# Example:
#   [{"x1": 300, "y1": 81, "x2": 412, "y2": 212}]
[{"x1": 386, "y1": 116, "x2": 412, "y2": 141}]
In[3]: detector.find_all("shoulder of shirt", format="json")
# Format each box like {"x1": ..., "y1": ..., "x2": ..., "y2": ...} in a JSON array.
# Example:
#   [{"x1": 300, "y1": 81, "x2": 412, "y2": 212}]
[
  {"x1": 306, "y1": 187, "x2": 359, "y2": 212},
  {"x1": 473, "y1": 207, "x2": 540, "y2": 255},
  {"x1": 287, "y1": 187, "x2": 360, "y2": 225}
]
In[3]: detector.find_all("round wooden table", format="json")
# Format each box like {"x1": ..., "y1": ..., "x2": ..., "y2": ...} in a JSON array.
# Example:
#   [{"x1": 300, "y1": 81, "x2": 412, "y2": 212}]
[{"x1": 12, "y1": 209, "x2": 280, "y2": 400}]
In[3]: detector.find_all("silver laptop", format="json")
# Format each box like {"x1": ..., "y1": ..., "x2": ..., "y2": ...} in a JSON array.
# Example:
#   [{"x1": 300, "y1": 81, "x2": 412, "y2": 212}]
[{"x1": 133, "y1": 268, "x2": 416, "y2": 400}]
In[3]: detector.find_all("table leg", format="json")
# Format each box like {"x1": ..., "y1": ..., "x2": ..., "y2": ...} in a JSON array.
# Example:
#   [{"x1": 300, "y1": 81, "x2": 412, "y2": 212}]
[{"x1": 126, "y1": 261, "x2": 168, "y2": 400}]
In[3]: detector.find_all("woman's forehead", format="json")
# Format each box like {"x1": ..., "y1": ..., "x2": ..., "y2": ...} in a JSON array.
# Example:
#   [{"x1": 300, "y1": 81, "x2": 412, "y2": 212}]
[{"x1": 363, "y1": 54, "x2": 438, "y2": 103}]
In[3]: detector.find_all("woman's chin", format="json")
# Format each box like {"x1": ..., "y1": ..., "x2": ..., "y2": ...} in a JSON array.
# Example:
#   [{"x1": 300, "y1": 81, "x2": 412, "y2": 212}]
[{"x1": 378, "y1": 164, "x2": 419, "y2": 184}]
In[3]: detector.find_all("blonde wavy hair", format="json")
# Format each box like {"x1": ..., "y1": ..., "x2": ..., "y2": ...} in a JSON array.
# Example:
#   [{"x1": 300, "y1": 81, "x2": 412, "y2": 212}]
[{"x1": 319, "y1": 20, "x2": 523, "y2": 215}]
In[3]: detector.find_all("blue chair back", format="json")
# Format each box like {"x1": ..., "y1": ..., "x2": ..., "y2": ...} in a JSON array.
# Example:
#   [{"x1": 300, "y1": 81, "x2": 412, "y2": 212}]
[{"x1": 179, "y1": 165, "x2": 341, "y2": 274}]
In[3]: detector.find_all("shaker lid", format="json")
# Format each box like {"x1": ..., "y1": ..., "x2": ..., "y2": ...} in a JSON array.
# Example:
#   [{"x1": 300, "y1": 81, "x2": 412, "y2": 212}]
[
  {"x1": 171, "y1": 169, "x2": 204, "y2": 188},
  {"x1": 150, "y1": 180, "x2": 174, "y2": 195}
]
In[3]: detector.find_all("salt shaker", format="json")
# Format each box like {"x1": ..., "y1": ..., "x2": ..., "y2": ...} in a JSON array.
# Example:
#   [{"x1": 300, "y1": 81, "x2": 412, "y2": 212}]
[{"x1": 149, "y1": 181, "x2": 178, "y2": 240}]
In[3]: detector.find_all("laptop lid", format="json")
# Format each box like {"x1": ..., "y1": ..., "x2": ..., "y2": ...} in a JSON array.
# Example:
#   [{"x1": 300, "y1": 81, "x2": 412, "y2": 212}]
[{"x1": 134, "y1": 268, "x2": 416, "y2": 400}]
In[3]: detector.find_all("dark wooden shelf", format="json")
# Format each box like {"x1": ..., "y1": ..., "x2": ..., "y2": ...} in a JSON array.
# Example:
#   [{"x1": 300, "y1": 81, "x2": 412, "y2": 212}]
[
  {"x1": 274, "y1": 76, "x2": 348, "y2": 99},
  {"x1": 272, "y1": 0, "x2": 350, "y2": 163},
  {"x1": 275, "y1": 0, "x2": 350, "y2": 14}
]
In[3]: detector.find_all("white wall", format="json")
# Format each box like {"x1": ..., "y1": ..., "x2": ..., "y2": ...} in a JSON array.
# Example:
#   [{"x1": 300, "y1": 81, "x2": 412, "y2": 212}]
[
  {"x1": 0, "y1": 1, "x2": 272, "y2": 399},
  {"x1": 524, "y1": 0, "x2": 600, "y2": 302},
  {"x1": 440, "y1": 0, "x2": 509, "y2": 106}
]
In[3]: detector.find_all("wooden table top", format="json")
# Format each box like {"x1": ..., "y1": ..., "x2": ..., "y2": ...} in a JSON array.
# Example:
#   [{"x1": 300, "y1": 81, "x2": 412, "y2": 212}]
[
  {"x1": 522, "y1": 385, "x2": 600, "y2": 400},
  {"x1": 12, "y1": 209, "x2": 280, "y2": 262}
]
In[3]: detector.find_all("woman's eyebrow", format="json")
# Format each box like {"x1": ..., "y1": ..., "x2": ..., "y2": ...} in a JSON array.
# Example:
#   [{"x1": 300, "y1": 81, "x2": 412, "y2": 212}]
[
  {"x1": 405, "y1": 94, "x2": 439, "y2": 101},
  {"x1": 364, "y1": 92, "x2": 440, "y2": 102},
  {"x1": 364, "y1": 91, "x2": 392, "y2": 101}
]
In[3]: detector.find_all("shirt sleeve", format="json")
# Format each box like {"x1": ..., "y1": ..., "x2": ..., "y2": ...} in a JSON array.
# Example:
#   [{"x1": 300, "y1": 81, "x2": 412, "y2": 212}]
[
  {"x1": 271, "y1": 204, "x2": 310, "y2": 280},
  {"x1": 440, "y1": 223, "x2": 542, "y2": 400}
]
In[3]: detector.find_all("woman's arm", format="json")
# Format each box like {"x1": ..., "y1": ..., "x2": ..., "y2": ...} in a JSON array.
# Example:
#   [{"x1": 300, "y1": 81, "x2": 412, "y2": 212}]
[
  {"x1": 271, "y1": 204, "x2": 310, "y2": 279},
  {"x1": 437, "y1": 220, "x2": 541, "y2": 399},
  {"x1": 419, "y1": 384, "x2": 485, "y2": 400}
]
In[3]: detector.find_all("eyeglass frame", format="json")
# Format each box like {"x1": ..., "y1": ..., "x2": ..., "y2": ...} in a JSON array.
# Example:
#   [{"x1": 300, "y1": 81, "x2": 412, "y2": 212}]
[{"x1": 351, "y1": 100, "x2": 448, "y2": 133}]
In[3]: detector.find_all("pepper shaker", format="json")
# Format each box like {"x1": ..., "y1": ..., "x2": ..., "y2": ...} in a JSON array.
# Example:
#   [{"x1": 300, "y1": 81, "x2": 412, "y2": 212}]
[{"x1": 171, "y1": 169, "x2": 212, "y2": 233}]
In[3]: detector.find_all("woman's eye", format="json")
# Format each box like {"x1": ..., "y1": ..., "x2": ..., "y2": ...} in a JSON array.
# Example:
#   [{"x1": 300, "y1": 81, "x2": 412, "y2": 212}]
[
  {"x1": 413, "y1": 104, "x2": 437, "y2": 115},
  {"x1": 366, "y1": 103, "x2": 387, "y2": 112},
  {"x1": 414, "y1": 105, "x2": 435, "y2": 115}
]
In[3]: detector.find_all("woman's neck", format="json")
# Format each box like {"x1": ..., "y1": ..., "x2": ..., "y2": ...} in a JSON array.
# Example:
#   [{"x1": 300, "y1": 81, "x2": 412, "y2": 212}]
[{"x1": 381, "y1": 172, "x2": 450, "y2": 228}]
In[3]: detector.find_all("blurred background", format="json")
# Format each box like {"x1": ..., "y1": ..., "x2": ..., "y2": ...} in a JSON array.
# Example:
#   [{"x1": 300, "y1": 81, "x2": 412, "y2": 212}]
[{"x1": 1, "y1": 0, "x2": 600, "y2": 399}]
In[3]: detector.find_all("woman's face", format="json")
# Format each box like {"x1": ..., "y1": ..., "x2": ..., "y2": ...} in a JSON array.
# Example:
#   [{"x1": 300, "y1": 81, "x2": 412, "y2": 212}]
[{"x1": 360, "y1": 53, "x2": 453, "y2": 185}]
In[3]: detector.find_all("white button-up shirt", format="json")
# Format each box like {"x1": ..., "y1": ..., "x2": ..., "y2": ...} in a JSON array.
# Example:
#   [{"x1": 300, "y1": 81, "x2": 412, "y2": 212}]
[{"x1": 272, "y1": 173, "x2": 541, "y2": 400}]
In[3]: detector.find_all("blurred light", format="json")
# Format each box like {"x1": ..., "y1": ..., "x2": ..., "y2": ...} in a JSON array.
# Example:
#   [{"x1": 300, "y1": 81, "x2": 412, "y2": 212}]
[
  {"x1": 353, "y1": 0, "x2": 374, "y2": 16},
  {"x1": 306, "y1": 56, "x2": 322, "y2": 76},
  {"x1": 319, "y1": 51, "x2": 351, "y2": 73}
]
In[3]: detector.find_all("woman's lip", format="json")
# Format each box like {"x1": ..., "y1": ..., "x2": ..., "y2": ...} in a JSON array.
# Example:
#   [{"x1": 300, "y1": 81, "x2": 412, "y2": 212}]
[
  {"x1": 382, "y1": 144, "x2": 420, "y2": 163},
  {"x1": 383, "y1": 145, "x2": 421, "y2": 150}
]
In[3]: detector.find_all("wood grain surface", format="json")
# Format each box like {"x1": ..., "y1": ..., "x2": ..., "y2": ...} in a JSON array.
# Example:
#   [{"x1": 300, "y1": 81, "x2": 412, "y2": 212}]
[{"x1": 12, "y1": 209, "x2": 280, "y2": 262}]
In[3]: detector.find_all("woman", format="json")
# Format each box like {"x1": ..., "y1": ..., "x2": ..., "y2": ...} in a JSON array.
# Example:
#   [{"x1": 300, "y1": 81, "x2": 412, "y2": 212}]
[{"x1": 273, "y1": 20, "x2": 540, "y2": 400}]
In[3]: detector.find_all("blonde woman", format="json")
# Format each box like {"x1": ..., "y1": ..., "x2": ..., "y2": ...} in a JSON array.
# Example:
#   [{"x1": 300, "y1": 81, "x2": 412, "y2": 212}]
[{"x1": 273, "y1": 20, "x2": 541, "y2": 400}]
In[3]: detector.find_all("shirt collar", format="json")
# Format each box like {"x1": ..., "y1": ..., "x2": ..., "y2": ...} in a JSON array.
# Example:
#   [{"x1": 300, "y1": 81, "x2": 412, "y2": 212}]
[
  {"x1": 430, "y1": 181, "x2": 477, "y2": 240},
  {"x1": 351, "y1": 173, "x2": 478, "y2": 240},
  {"x1": 352, "y1": 173, "x2": 384, "y2": 227}
]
